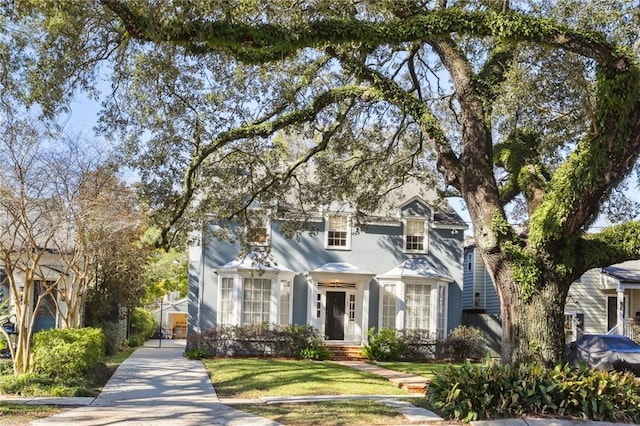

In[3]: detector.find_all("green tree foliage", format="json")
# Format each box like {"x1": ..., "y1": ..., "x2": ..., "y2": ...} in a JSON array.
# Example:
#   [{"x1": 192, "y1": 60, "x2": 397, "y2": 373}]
[
  {"x1": 7, "y1": 1, "x2": 640, "y2": 366},
  {"x1": 141, "y1": 245, "x2": 188, "y2": 304},
  {"x1": 128, "y1": 307, "x2": 155, "y2": 346}
]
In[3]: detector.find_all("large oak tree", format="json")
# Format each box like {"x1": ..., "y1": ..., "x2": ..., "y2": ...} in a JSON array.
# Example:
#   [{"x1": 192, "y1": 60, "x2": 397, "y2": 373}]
[{"x1": 10, "y1": 0, "x2": 640, "y2": 365}]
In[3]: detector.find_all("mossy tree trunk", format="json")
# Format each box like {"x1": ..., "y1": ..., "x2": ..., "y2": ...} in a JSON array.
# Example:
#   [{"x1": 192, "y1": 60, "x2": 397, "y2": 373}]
[{"x1": 485, "y1": 252, "x2": 570, "y2": 365}]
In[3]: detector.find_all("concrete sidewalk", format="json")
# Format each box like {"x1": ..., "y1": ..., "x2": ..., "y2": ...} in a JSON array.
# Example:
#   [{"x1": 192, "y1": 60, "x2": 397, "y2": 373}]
[
  {"x1": 3, "y1": 343, "x2": 638, "y2": 425},
  {"x1": 30, "y1": 341, "x2": 281, "y2": 426}
]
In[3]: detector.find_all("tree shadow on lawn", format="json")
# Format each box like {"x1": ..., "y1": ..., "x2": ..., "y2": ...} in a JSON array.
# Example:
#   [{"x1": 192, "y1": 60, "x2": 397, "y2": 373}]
[{"x1": 204, "y1": 358, "x2": 407, "y2": 398}]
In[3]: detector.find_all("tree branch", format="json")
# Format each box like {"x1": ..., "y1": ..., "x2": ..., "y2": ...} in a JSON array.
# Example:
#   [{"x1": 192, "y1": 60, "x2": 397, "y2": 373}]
[
  {"x1": 329, "y1": 48, "x2": 462, "y2": 188},
  {"x1": 158, "y1": 85, "x2": 373, "y2": 247},
  {"x1": 101, "y1": 2, "x2": 632, "y2": 72}
]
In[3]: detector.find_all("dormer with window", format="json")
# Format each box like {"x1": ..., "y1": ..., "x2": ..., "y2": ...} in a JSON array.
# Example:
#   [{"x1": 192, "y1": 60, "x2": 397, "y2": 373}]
[
  {"x1": 404, "y1": 218, "x2": 428, "y2": 253},
  {"x1": 325, "y1": 214, "x2": 352, "y2": 250},
  {"x1": 246, "y1": 209, "x2": 270, "y2": 246},
  {"x1": 400, "y1": 197, "x2": 432, "y2": 254}
]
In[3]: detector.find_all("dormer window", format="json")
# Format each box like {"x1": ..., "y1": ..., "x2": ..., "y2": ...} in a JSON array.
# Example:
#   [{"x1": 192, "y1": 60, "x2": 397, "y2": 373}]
[
  {"x1": 404, "y1": 219, "x2": 427, "y2": 253},
  {"x1": 247, "y1": 210, "x2": 270, "y2": 246},
  {"x1": 325, "y1": 214, "x2": 351, "y2": 249}
]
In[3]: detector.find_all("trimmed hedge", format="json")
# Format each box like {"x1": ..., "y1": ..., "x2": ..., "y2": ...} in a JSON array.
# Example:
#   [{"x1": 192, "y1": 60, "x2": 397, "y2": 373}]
[
  {"x1": 32, "y1": 327, "x2": 105, "y2": 381},
  {"x1": 129, "y1": 307, "x2": 155, "y2": 347},
  {"x1": 186, "y1": 324, "x2": 330, "y2": 360},
  {"x1": 362, "y1": 327, "x2": 410, "y2": 361},
  {"x1": 427, "y1": 361, "x2": 640, "y2": 423},
  {"x1": 362, "y1": 326, "x2": 485, "y2": 362}
]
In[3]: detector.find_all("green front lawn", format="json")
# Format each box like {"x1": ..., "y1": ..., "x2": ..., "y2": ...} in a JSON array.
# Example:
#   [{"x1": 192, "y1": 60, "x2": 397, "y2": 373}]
[
  {"x1": 371, "y1": 361, "x2": 460, "y2": 380},
  {"x1": 203, "y1": 358, "x2": 408, "y2": 398},
  {"x1": 0, "y1": 402, "x2": 65, "y2": 424},
  {"x1": 235, "y1": 400, "x2": 418, "y2": 425}
]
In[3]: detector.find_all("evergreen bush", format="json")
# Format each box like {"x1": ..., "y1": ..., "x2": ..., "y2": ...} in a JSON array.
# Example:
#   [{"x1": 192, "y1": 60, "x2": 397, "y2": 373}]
[
  {"x1": 129, "y1": 307, "x2": 155, "y2": 346},
  {"x1": 437, "y1": 325, "x2": 486, "y2": 361},
  {"x1": 32, "y1": 327, "x2": 105, "y2": 381},
  {"x1": 427, "y1": 361, "x2": 640, "y2": 423},
  {"x1": 362, "y1": 328, "x2": 410, "y2": 361},
  {"x1": 100, "y1": 321, "x2": 127, "y2": 355},
  {"x1": 185, "y1": 324, "x2": 330, "y2": 360}
]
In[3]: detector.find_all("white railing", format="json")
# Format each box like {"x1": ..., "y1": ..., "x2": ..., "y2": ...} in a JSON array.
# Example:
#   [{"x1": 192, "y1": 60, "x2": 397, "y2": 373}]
[{"x1": 608, "y1": 319, "x2": 640, "y2": 342}]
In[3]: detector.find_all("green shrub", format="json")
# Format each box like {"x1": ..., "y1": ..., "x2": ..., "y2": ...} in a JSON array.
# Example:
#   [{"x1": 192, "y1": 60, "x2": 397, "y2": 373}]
[
  {"x1": 285, "y1": 325, "x2": 330, "y2": 360},
  {"x1": 185, "y1": 324, "x2": 331, "y2": 360},
  {"x1": 0, "y1": 372, "x2": 98, "y2": 397},
  {"x1": 100, "y1": 321, "x2": 127, "y2": 355},
  {"x1": 32, "y1": 327, "x2": 105, "y2": 381},
  {"x1": 0, "y1": 373, "x2": 56, "y2": 396},
  {"x1": 426, "y1": 361, "x2": 640, "y2": 423},
  {"x1": 362, "y1": 328, "x2": 410, "y2": 361},
  {"x1": 129, "y1": 308, "x2": 155, "y2": 345},
  {"x1": 184, "y1": 347, "x2": 208, "y2": 360},
  {"x1": 127, "y1": 334, "x2": 145, "y2": 347},
  {"x1": 437, "y1": 325, "x2": 486, "y2": 361},
  {"x1": 0, "y1": 359, "x2": 12, "y2": 376}
]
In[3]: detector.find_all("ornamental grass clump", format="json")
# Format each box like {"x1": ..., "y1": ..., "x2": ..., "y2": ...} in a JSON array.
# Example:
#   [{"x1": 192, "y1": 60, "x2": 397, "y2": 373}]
[{"x1": 426, "y1": 361, "x2": 640, "y2": 423}]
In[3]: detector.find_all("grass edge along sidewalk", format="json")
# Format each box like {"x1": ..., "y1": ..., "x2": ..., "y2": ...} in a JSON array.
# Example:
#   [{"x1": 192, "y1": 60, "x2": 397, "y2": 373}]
[{"x1": 203, "y1": 358, "x2": 446, "y2": 425}]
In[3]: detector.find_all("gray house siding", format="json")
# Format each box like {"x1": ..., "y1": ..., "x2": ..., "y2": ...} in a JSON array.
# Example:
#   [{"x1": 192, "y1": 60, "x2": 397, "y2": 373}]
[
  {"x1": 462, "y1": 245, "x2": 500, "y2": 316},
  {"x1": 189, "y1": 200, "x2": 466, "y2": 341},
  {"x1": 462, "y1": 249, "x2": 474, "y2": 310}
]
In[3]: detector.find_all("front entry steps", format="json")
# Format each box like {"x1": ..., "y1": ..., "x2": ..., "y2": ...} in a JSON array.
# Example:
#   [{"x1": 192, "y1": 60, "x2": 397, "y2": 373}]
[{"x1": 325, "y1": 344, "x2": 365, "y2": 361}]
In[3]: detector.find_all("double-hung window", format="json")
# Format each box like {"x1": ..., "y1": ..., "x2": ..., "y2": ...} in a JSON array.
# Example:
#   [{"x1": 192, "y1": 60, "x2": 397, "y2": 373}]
[
  {"x1": 326, "y1": 214, "x2": 351, "y2": 249},
  {"x1": 381, "y1": 283, "x2": 397, "y2": 329},
  {"x1": 242, "y1": 278, "x2": 272, "y2": 324},
  {"x1": 247, "y1": 211, "x2": 270, "y2": 246},
  {"x1": 405, "y1": 284, "x2": 431, "y2": 330},
  {"x1": 404, "y1": 219, "x2": 427, "y2": 253},
  {"x1": 279, "y1": 280, "x2": 291, "y2": 325},
  {"x1": 219, "y1": 277, "x2": 234, "y2": 325}
]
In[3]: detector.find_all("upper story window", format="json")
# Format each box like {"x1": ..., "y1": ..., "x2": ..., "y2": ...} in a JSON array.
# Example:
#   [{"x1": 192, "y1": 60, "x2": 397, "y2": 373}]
[
  {"x1": 404, "y1": 219, "x2": 427, "y2": 253},
  {"x1": 246, "y1": 211, "x2": 270, "y2": 246},
  {"x1": 325, "y1": 214, "x2": 351, "y2": 249}
]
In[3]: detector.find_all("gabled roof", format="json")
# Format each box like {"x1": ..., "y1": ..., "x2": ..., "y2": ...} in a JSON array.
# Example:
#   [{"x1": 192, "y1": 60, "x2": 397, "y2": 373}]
[
  {"x1": 307, "y1": 262, "x2": 374, "y2": 276},
  {"x1": 378, "y1": 258, "x2": 452, "y2": 281},
  {"x1": 602, "y1": 266, "x2": 640, "y2": 283},
  {"x1": 217, "y1": 255, "x2": 295, "y2": 274}
]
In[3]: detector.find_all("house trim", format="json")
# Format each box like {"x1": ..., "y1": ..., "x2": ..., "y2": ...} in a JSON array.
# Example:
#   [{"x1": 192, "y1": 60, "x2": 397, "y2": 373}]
[{"x1": 305, "y1": 262, "x2": 374, "y2": 345}]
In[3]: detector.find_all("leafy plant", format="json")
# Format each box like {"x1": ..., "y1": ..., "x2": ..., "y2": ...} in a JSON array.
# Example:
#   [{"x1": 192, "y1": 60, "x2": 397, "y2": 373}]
[
  {"x1": 128, "y1": 307, "x2": 155, "y2": 346},
  {"x1": 437, "y1": 325, "x2": 486, "y2": 361},
  {"x1": 184, "y1": 347, "x2": 207, "y2": 360},
  {"x1": 186, "y1": 324, "x2": 330, "y2": 360},
  {"x1": 427, "y1": 361, "x2": 640, "y2": 423},
  {"x1": 362, "y1": 328, "x2": 410, "y2": 361},
  {"x1": 100, "y1": 321, "x2": 127, "y2": 355},
  {"x1": 32, "y1": 328, "x2": 105, "y2": 381}
]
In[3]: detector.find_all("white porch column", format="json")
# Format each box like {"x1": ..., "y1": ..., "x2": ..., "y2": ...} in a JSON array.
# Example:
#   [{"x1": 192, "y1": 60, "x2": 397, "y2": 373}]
[
  {"x1": 361, "y1": 280, "x2": 370, "y2": 345},
  {"x1": 306, "y1": 276, "x2": 317, "y2": 328},
  {"x1": 617, "y1": 288, "x2": 625, "y2": 332}
]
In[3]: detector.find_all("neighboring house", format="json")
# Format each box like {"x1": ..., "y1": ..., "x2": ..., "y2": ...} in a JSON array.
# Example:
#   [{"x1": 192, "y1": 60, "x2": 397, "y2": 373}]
[
  {"x1": 564, "y1": 259, "x2": 640, "y2": 342},
  {"x1": 462, "y1": 240, "x2": 501, "y2": 355},
  {"x1": 188, "y1": 191, "x2": 468, "y2": 346},
  {"x1": 462, "y1": 241, "x2": 640, "y2": 345},
  {"x1": 150, "y1": 292, "x2": 188, "y2": 339},
  {"x1": 1, "y1": 249, "x2": 71, "y2": 333},
  {"x1": 462, "y1": 239, "x2": 500, "y2": 315}
]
